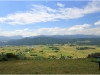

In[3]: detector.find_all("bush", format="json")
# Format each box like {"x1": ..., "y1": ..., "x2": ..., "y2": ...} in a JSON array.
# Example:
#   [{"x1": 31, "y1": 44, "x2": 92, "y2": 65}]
[
  {"x1": 2, "y1": 56, "x2": 8, "y2": 61},
  {"x1": 76, "y1": 47, "x2": 95, "y2": 50},
  {"x1": 87, "y1": 52, "x2": 100, "y2": 58},
  {"x1": 52, "y1": 47, "x2": 60, "y2": 50},
  {"x1": 0, "y1": 53, "x2": 19, "y2": 61},
  {"x1": 30, "y1": 54, "x2": 38, "y2": 56}
]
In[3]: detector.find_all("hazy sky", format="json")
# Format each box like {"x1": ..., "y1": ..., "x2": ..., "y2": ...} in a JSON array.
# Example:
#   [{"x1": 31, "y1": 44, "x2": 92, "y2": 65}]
[{"x1": 0, "y1": 0, "x2": 100, "y2": 37}]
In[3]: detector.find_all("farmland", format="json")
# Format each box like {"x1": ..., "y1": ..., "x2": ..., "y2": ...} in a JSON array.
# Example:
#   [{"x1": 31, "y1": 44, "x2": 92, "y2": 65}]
[{"x1": 0, "y1": 44, "x2": 100, "y2": 59}]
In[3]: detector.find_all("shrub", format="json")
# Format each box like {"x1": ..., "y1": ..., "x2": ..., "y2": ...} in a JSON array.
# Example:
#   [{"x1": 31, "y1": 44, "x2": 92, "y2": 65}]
[
  {"x1": 76, "y1": 47, "x2": 95, "y2": 50},
  {"x1": 54, "y1": 50, "x2": 58, "y2": 52},
  {"x1": 30, "y1": 54, "x2": 38, "y2": 56},
  {"x1": 1, "y1": 56, "x2": 8, "y2": 61},
  {"x1": 52, "y1": 47, "x2": 60, "y2": 50},
  {"x1": 0, "y1": 53, "x2": 19, "y2": 61},
  {"x1": 87, "y1": 52, "x2": 100, "y2": 58},
  {"x1": 6, "y1": 53, "x2": 17, "y2": 59}
]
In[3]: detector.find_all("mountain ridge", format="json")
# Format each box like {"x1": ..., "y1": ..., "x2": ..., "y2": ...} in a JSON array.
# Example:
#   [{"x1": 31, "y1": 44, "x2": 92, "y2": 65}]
[{"x1": 0, "y1": 35, "x2": 100, "y2": 46}]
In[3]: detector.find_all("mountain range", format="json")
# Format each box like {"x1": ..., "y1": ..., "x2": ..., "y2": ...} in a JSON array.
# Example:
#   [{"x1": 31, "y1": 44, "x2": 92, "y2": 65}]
[
  {"x1": 0, "y1": 35, "x2": 100, "y2": 46},
  {"x1": 0, "y1": 35, "x2": 23, "y2": 42}
]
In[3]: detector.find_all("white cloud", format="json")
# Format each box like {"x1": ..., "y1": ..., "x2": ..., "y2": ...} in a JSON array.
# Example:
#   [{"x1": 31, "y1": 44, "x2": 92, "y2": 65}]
[
  {"x1": 35, "y1": 27, "x2": 68, "y2": 35},
  {"x1": 0, "y1": 18, "x2": 6, "y2": 23},
  {"x1": 94, "y1": 20, "x2": 100, "y2": 25},
  {"x1": 83, "y1": 1, "x2": 100, "y2": 14},
  {"x1": 0, "y1": 27, "x2": 2, "y2": 31},
  {"x1": 57, "y1": 3, "x2": 65, "y2": 7},
  {"x1": 68, "y1": 24, "x2": 91, "y2": 31},
  {"x1": 2, "y1": 24, "x2": 100, "y2": 37},
  {"x1": 0, "y1": 1, "x2": 100, "y2": 25},
  {"x1": 0, "y1": 28, "x2": 38, "y2": 37}
]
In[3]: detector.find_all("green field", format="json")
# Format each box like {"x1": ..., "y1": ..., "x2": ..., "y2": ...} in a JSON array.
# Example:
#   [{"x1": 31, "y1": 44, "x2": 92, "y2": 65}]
[{"x1": 0, "y1": 44, "x2": 100, "y2": 59}]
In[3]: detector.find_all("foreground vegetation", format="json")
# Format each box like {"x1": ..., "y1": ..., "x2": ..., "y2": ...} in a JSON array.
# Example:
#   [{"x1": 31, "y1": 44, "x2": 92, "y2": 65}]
[
  {"x1": 0, "y1": 58, "x2": 99, "y2": 74},
  {"x1": 0, "y1": 44, "x2": 100, "y2": 74}
]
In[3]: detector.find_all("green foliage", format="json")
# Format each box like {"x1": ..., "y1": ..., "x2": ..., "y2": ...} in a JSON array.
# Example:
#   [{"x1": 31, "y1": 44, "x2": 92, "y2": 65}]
[
  {"x1": 76, "y1": 47, "x2": 95, "y2": 50},
  {"x1": 87, "y1": 52, "x2": 100, "y2": 58},
  {"x1": 6, "y1": 53, "x2": 18, "y2": 59},
  {"x1": 0, "y1": 53, "x2": 19, "y2": 61},
  {"x1": 54, "y1": 50, "x2": 58, "y2": 53},
  {"x1": 30, "y1": 54, "x2": 38, "y2": 56},
  {"x1": 18, "y1": 54, "x2": 26, "y2": 60},
  {"x1": 52, "y1": 47, "x2": 60, "y2": 50}
]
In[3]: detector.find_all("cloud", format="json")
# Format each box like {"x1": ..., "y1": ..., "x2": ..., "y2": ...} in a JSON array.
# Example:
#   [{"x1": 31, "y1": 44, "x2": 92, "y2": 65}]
[
  {"x1": 83, "y1": 1, "x2": 100, "y2": 14},
  {"x1": 0, "y1": 28, "x2": 38, "y2": 37},
  {"x1": 35, "y1": 27, "x2": 68, "y2": 35},
  {"x1": 68, "y1": 24, "x2": 91, "y2": 31},
  {"x1": 0, "y1": 1, "x2": 100, "y2": 25},
  {"x1": 2, "y1": 23, "x2": 100, "y2": 37},
  {"x1": 94, "y1": 20, "x2": 100, "y2": 25},
  {"x1": 0, "y1": 18, "x2": 6, "y2": 23},
  {"x1": 57, "y1": 3, "x2": 65, "y2": 7},
  {"x1": 0, "y1": 27, "x2": 2, "y2": 31}
]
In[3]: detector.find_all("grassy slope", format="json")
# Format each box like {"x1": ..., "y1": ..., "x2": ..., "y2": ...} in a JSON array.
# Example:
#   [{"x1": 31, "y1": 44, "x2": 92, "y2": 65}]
[{"x1": 0, "y1": 58, "x2": 99, "y2": 74}]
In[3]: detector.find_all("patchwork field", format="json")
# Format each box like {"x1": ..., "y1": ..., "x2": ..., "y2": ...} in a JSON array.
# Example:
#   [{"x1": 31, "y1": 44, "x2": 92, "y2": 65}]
[{"x1": 0, "y1": 44, "x2": 100, "y2": 59}]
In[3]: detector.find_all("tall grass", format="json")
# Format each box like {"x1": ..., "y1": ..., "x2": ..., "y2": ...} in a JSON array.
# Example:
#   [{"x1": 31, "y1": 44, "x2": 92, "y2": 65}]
[{"x1": 0, "y1": 58, "x2": 99, "y2": 74}]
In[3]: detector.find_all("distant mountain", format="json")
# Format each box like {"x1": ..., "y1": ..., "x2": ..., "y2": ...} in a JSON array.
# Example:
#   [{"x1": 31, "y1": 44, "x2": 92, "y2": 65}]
[
  {"x1": 49, "y1": 35, "x2": 100, "y2": 39},
  {"x1": 1, "y1": 35, "x2": 100, "y2": 46},
  {"x1": 0, "y1": 35, "x2": 23, "y2": 42},
  {"x1": 0, "y1": 36, "x2": 10, "y2": 42},
  {"x1": 29, "y1": 35, "x2": 100, "y2": 39},
  {"x1": 5, "y1": 37, "x2": 66, "y2": 45},
  {"x1": 0, "y1": 41, "x2": 5, "y2": 46},
  {"x1": 4, "y1": 35, "x2": 100, "y2": 46},
  {"x1": 8, "y1": 35, "x2": 23, "y2": 40}
]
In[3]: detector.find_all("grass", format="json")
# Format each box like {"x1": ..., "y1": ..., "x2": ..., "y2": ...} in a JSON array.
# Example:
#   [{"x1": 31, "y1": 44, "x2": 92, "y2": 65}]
[
  {"x1": 0, "y1": 44, "x2": 100, "y2": 74},
  {"x1": 0, "y1": 44, "x2": 100, "y2": 59},
  {"x1": 0, "y1": 58, "x2": 99, "y2": 74}
]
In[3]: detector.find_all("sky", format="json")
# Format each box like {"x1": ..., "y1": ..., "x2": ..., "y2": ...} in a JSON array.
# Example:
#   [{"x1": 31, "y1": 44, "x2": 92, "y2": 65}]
[{"x1": 0, "y1": 0, "x2": 100, "y2": 37}]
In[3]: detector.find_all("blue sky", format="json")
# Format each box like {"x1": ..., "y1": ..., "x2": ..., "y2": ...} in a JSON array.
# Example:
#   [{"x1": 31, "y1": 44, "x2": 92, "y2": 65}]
[{"x1": 0, "y1": 0, "x2": 100, "y2": 37}]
